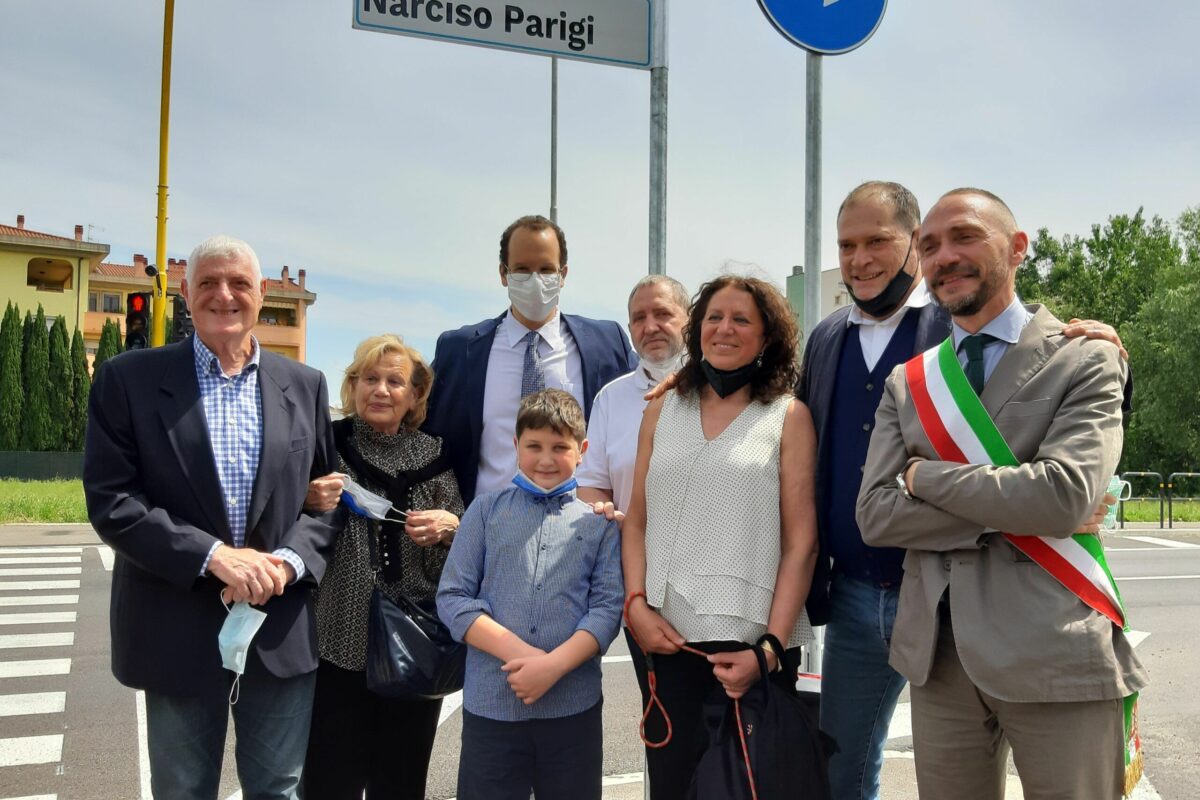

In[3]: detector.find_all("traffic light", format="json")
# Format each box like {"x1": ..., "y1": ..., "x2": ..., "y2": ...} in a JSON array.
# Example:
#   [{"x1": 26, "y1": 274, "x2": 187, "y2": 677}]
[
  {"x1": 125, "y1": 292, "x2": 151, "y2": 350},
  {"x1": 171, "y1": 294, "x2": 194, "y2": 343}
]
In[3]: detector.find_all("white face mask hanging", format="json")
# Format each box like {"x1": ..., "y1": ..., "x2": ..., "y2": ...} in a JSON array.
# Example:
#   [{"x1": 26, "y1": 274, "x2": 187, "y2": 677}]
[
  {"x1": 340, "y1": 476, "x2": 407, "y2": 523},
  {"x1": 217, "y1": 596, "x2": 267, "y2": 705}
]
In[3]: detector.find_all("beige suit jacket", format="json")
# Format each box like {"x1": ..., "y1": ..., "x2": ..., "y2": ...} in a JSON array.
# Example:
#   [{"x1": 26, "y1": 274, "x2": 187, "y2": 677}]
[{"x1": 856, "y1": 305, "x2": 1147, "y2": 703}]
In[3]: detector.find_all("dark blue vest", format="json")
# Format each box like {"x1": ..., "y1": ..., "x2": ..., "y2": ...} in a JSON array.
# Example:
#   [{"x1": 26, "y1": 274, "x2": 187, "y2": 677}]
[{"x1": 823, "y1": 311, "x2": 920, "y2": 586}]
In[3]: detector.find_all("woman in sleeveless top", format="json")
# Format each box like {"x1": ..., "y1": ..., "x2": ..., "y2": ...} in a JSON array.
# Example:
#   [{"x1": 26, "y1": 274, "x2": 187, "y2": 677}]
[
  {"x1": 622, "y1": 275, "x2": 820, "y2": 799},
  {"x1": 299, "y1": 335, "x2": 464, "y2": 800}
]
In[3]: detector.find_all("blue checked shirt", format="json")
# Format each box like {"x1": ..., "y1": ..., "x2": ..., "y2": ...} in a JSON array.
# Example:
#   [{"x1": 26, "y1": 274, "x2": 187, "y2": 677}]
[
  {"x1": 436, "y1": 486, "x2": 624, "y2": 721},
  {"x1": 193, "y1": 336, "x2": 305, "y2": 581}
]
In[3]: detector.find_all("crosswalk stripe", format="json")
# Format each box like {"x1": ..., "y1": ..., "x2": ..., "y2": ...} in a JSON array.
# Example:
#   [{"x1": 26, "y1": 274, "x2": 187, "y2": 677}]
[
  {"x1": 0, "y1": 794, "x2": 59, "y2": 800},
  {"x1": 0, "y1": 633, "x2": 74, "y2": 650},
  {"x1": 0, "y1": 612, "x2": 77, "y2": 626},
  {"x1": 0, "y1": 581, "x2": 80, "y2": 592},
  {"x1": 0, "y1": 659, "x2": 71, "y2": 679},
  {"x1": 0, "y1": 596, "x2": 79, "y2": 608},
  {"x1": 1125, "y1": 535, "x2": 1200, "y2": 549},
  {"x1": 96, "y1": 546, "x2": 115, "y2": 572},
  {"x1": 0, "y1": 557, "x2": 82, "y2": 565},
  {"x1": 0, "y1": 734, "x2": 63, "y2": 767},
  {"x1": 0, "y1": 568, "x2": 82, "y2": 577},
  {"x1": 0, "y1": 547, "x2": 83, "y2": 555},
  {"x1": 0, "y1": 692, "x2": 66, "y2": 717},
  {"x1": 886, "y1": 701, "x2": 912, "y2": 741}
]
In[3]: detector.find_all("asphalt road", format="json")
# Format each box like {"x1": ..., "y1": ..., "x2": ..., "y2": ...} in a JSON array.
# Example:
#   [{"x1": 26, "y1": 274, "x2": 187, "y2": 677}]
[{"x1": 0, "y1": 524, "x2": 1196, "y2": 799}]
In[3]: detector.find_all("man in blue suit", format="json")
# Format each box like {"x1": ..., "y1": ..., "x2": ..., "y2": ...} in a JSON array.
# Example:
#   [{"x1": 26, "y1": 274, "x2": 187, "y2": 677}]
[
  {"x1": 798, "y1": 182, "x2": 1128, "y2": 800},
  {"x1": 424, "y1": 215, "x2": 636, "y2": 505},
  {"x1": 84, "y1": 235, "x2": 342, "y2": 800}
]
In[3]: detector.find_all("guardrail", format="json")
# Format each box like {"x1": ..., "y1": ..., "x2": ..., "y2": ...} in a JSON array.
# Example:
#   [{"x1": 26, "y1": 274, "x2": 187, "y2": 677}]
[
  {"x1": 1118, "y1": 471, "x2": 1164, "y2": 529},
  {"x1": 1167, "y1": 472, "x2": 1200, "y2": 529}
]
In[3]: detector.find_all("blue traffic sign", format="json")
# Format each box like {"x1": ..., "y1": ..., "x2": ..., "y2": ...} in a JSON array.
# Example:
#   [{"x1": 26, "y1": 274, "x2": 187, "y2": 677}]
[{"x1": 757, "y1": 0, "x2": 887, "y2": 55}]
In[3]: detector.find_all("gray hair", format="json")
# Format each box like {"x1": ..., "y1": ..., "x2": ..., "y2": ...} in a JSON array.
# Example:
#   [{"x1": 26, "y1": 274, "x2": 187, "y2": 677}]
[
  {"x1": 626, "y1": 274, "x2": 690, "y2": 317},
  {"x1": 186, "y1": 235, "x2": 263, "y2": 285}
]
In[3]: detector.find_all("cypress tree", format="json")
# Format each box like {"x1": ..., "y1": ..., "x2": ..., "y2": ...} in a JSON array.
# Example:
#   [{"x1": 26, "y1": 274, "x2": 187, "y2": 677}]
[
  {"x1": 47, "y1": 316, "x2": 72, "y2": 450},
  {"x1": 94, "y1": 318, "x2": 122, "y2": 373},
  {"x1": 21, "y1": 305, "x2": 53, "y2": 451},
  {"x1": 68, "y1": 328, "x2": 90, "y2": 451},
  {"x1": 0, "y1": 303, "x2": 23, "y2": 450}
]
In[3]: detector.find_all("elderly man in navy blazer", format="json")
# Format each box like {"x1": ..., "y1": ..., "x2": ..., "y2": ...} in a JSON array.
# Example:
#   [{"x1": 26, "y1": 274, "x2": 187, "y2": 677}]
[
  {"x1": 84, "y1": 235, "x2": 341, "y2": 800},
  {"x1": 424, "y1": 214, "x2": 637, "y2": 505}
]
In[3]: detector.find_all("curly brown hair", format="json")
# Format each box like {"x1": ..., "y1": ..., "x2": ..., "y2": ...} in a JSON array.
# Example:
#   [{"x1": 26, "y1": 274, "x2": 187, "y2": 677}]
[{"x1": 674, "y1": 274, "x2": 800, "y2": 403}]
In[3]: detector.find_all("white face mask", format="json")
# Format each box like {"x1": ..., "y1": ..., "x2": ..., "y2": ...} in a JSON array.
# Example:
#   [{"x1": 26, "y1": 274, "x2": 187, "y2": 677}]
[
  {"x1": 218, "y1": 598, "x2": 267, "y2": 704},
  {"x1": 340, "y1": 476, "x2": 406, "y2": 522},
  {"x1": 507, "y1": 272, "x2": 561, "y2": 323},
  {"x1": 639, "y1": 349, "x2": 686, "y2": 384}
]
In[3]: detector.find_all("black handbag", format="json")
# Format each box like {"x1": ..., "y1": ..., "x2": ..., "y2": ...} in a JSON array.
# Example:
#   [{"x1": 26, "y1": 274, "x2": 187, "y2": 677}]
[
  {"x1": 687, "y1": 648, "x2": 836, "y2": 800},
  {"x1": 364, "y1": 586, "x2": 466, "y2": 700}
]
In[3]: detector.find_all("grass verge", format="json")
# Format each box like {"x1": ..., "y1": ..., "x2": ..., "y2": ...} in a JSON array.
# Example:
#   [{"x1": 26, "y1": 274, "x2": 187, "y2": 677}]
[
  {"x1": 1121, "y1": 498, "x2": 1200, "y2": 524},
  {"x1": 0, "y1": 479, "x2": 88, "y2": 524}
]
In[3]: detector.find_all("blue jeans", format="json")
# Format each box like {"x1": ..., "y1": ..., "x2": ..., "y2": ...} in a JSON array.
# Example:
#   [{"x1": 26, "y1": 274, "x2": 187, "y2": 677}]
[
  {"x1": 820, "y1": 573, "x2": 907, "y2": 800},
  {"x1": 145, "y1": 669, "x2": 316, "y2": 800}
]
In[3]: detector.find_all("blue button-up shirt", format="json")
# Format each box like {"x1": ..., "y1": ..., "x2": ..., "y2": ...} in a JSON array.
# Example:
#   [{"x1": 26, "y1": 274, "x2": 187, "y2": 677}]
[
  {"x1": 437, "y1": 486, "x2": 623, "y2": 721},
  {"x1": 951, "y1": 295, "x2": 1034, "y2": 387},
  {"x1": 193, "y1": 336, "x2": 305, "y2": 581}
]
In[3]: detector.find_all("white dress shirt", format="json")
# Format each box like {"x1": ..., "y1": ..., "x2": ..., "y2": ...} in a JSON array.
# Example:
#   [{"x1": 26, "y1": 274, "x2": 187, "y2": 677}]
[
  {"x1": 575, "y1": 367, "x2": 654, "y2": 512},
  {"x1": 846, "y1": 280, "x2": 932, "y2": 371},
  {"x1": 475, "y1": 310, "x2": 585, "y2": 497}
]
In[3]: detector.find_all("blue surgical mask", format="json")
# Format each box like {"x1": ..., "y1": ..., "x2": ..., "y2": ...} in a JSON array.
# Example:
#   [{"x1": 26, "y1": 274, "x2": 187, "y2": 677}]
[
  {"x1": 512, "y1": 470, "x2": 577, "y2": 499},
  {"x1": 218, "y1": 598, "x2": 267, "y2": 704},
  {"x1": 340, "y1": 476, "x2": 406, "y2": 522}
]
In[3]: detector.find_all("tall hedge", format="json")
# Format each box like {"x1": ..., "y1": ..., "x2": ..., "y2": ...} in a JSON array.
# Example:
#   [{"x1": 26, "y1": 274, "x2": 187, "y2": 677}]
[
  {"x1": 0, "y1": 302, "x2": 22, "y2": 450},
  {"x1": 47, "y1": 316, "x2": 73, "y2": 450},
  {"x1": 68, "y1": 328, "x2": 90, "y2": 451},
  {"x1": 21, "y1": 305, "x2": 53, "y2": 451}
]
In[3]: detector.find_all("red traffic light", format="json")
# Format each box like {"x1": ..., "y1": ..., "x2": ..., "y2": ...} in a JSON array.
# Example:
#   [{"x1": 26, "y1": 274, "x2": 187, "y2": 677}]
[{"x1": 130, "y1": 294, "x2": 146, "y2": 313}]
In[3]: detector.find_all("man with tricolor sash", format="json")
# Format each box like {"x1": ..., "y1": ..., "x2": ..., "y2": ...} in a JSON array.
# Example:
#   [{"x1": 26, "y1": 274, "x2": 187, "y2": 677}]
[{"x1": 856, "y1": 188, "x2": 1148, "y2": 799}]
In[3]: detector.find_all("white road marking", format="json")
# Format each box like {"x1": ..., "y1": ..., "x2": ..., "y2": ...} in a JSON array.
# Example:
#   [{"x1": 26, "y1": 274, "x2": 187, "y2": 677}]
[
  {"x1": 136, "y1": 690, "x2": 152, "y2": 800},
  {"x1": 0, "y1": 659, "x2": 72, "y2": 679},
  {"x1": 0, "y1": 794, "x2": 60, "y2": 800},
  {"x1": 0, "y1": 547, "x2": 82, "y2": 555},
  {"x1": 1120, "y1": 574, "x2": 1200, "y2": 581},
  {"x1": 0, "y1": 633, "x2": 74, "y2": 650},
  {"x1": 1125, "y1": 536, "x2": 1200, "y2": 549},
  {"x1": 437, "y1": 690, "x2": 464, "y2": 726},
  {"x1": 0, "y1": 581, "x2": 80, "y2": 592},
  {"x1": 0, "y1": 568, "x2": 82, "y2": 577},
  {"x1": 886, "y1": 701, "x2": 912, "y2": 741},
  {"x1": 602, "y1": 654, "x2": 633, "y2": 664},
  {"x1": 0, "y1": 595, "x2": 78, "y2": 607},
  {"x1": 0, "y1": 734, "x2": 63, "y2": 767},
  {"x1": 603, "y1": 772, "x2": 644, "y2": 786},
  {"x1": 0, "y1": 557, "x2": 81, "y2": 565},
  {"x1": 0, "y1": 691, "x2": 66, "y2": 717},
  {"x1": 1126, "y1": 630, "x2": 1151, "y2": 648},
  {"x1": 96, "y1": 546, "x2": 115, "y2": 571},
  {"x1": 0, "y1": 612, "x2": 77, "y2": 626}
]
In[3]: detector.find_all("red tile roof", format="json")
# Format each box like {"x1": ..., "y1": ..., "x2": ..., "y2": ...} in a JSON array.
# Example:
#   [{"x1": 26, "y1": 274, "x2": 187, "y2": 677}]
[
  {"x1": 94, "y1": 262, "x2": 307, "y2": 293},
  {"x1": 0, "y1": 223, "x2": 80, "y2": 243}
]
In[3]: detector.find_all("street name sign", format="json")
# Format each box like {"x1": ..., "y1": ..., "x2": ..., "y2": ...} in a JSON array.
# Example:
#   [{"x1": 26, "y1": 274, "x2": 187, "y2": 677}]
[
  {"x1": 354, "y1": 0, "x2": 655, "y2": 69},
  {"x1": 757, "y1": 0, "x2": 887, "y2": 55}
]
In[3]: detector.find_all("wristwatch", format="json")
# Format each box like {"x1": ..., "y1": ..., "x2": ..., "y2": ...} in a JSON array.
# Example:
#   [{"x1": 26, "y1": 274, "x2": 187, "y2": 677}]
[{"x1": 895, "y1": 470, "x2": 915, "y2": 501}]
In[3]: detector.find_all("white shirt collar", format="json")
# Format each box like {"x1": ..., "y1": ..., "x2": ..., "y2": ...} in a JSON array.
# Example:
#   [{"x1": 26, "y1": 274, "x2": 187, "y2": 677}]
[
  {"x1": 846, "y1": 278, "x2": 931, "y2": 328},
  {"x1": 500, "y1": 308, "x2": 564, "y2": 351}
]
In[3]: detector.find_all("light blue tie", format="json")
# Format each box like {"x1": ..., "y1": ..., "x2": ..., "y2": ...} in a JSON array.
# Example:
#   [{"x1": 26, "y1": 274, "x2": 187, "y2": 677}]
[{"x1": 521, "y1": 330, "x2": 545, "y2": 399}]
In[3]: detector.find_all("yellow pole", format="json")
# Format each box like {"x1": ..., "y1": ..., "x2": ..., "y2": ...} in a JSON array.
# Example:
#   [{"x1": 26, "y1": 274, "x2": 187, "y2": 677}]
[{"x1": 151, "y1": 0, "x2": 175, "y2": 347}]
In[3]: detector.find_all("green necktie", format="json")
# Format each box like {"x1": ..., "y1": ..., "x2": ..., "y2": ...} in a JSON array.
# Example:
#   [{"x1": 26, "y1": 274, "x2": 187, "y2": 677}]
[{"x1": 960, "y1": 333, "x2": 997, "y2": 395}]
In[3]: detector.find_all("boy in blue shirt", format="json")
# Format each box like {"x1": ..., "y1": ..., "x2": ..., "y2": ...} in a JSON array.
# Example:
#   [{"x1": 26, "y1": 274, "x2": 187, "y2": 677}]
[{"x1": 437, "y1": 388, "x2": 624, "y2": 800}]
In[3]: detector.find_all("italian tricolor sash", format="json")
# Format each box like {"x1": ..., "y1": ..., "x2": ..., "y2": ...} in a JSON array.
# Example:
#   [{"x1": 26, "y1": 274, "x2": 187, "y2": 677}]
[{"x1": 905, "y1": 337, "x2": 1143, "y2": 794}]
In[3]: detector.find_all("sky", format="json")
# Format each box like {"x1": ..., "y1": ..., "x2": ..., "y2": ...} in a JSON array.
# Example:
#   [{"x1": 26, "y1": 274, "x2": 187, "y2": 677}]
[{"x1": 3, "y1": 0, "x2": 1198, "y2": 388}]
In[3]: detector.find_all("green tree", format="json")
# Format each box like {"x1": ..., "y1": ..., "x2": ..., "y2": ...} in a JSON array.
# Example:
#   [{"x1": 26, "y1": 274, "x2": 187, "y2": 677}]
[
  {"x1": 94, "y1": 318, "x2": 123, "y2": 373},
  {"x1": 21, "y1": 305, "x2": 53, "y2": 451},
  {"x1": 47, "y1": 316, "x2": 73, "y2": 450},
  {"x1": 0, "y1": 302, "x2": 23, "y2": 450},
  {"x1": 68, "y1": 328, "x2": 90, "y2": 451}
]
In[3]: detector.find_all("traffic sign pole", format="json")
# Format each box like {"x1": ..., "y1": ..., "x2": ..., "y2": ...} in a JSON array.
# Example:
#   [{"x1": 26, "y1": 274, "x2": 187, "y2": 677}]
[
  {"x1": 803, "y1": 52, "x2": 822, "y2": 343},
  {"x1": 648, "y1": 0, "x2": 668, "y2": 275}
]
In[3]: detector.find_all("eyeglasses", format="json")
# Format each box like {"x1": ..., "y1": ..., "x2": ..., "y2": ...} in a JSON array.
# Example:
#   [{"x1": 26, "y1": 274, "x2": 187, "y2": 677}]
[{"x1": 505, "y1": 267, "x2": 561, "y2": 283}]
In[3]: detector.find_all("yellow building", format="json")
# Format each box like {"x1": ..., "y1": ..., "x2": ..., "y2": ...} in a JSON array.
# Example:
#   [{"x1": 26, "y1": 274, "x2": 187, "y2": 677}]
[{"x1": 1, "y1": 215, "x2": 317, "y2": 365}]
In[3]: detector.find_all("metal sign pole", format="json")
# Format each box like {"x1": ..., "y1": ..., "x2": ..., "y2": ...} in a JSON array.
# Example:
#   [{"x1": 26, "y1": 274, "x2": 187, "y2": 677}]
[
  {"x1": 550, "y1": 56, "x2": 559, "y2": 224},
  {"x1": 803, "y1": 52, "x2": 822, "y2": 341},
  {"x1": 648, "y1": 0, "x2": 668, "y2": 275}
]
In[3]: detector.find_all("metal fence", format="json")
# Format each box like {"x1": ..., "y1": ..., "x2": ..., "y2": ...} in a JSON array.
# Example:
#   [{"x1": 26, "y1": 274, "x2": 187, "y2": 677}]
[{"x1": 0, "y1": 451, "x2": 84, "y2": 481}]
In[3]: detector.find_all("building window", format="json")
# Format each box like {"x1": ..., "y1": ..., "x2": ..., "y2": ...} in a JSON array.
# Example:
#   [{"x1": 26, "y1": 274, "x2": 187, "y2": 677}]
[
  {"x1": 102, "y1": 293, "x2": 122, "y2": 313},
  {"x1": 26, "y1": 258, "x2": 73, "y2": 291},
  {"x1": 259, "y1": 307, "x2": 297, "y2": 327},
  {"x1": 88, "y1": 292, "x2": 99, "y2": 312}
]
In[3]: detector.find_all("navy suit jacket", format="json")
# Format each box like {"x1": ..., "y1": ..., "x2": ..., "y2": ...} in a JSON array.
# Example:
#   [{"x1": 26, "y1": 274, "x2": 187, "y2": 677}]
[
  {"x1": 84, "y1": 338, "x2": 343, "y2": 697},
  {"x1": 423, "y1": 311, "x2": 637, "y2": 504},
  {"x1": 796, "y1": 303, "x2": 951, "y2": 625}
]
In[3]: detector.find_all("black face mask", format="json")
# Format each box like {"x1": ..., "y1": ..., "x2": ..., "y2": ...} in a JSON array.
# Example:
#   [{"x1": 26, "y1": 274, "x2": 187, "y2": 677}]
[
  {"x1": 700, "y1": 357, "x2": 761, "y2": 399},
  {"x1": 847, "y1": 238, "x2": 917, "y2": 318}
]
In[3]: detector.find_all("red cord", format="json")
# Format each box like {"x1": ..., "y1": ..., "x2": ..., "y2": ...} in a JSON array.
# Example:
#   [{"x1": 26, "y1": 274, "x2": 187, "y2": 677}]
[{"x1": 623, "y1": 591, "x2": 759, "y2": 799}]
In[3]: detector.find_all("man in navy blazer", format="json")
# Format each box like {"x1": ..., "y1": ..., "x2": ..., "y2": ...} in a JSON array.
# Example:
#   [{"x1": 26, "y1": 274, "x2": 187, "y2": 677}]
[
  {"x1": 424, "y1": 215, "x2": 637, "y2": 505},
  {"x1": 84, "y1": 235, "x2": 341, "y2": 800}
]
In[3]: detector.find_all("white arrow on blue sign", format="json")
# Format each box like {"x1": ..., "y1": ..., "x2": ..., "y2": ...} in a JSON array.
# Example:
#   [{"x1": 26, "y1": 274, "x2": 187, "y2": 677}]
[{"x1": 757, "y1": 0, "x2": 887, "y2": 55}]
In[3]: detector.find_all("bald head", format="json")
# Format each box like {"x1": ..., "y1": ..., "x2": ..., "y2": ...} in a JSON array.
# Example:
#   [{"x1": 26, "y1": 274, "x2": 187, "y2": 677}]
[{"x1": 937, "y1": 187, "x2": 1018, "y2": 235}]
